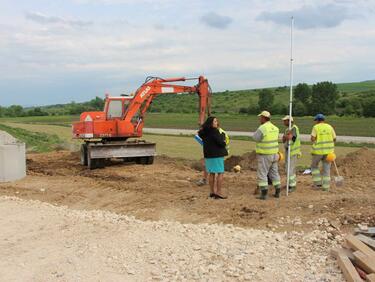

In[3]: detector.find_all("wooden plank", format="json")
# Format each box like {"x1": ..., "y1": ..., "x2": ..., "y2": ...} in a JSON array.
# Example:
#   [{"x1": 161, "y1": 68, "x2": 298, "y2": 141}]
[
  {"x1": 366, "y1": 273, "x2": 375, "y2": 282},
  {"x1": 356, "y1": 234, "x2": 375, "y2": 250},
  {"x1": 353, "y1": 251, "x2": 375, "y2": 274},
  {"x1": 337, "y1": 254, "x2": 363, "y2": 282},
  {"x1": 346, "y1": 235, "x2": 375, "y2": 257},
  {"x1": 331, "y1": 247, "x2": 355, "y2": 261},
  {"x1": 355, "y1": 227, "x2": 375, "y2": 236}
]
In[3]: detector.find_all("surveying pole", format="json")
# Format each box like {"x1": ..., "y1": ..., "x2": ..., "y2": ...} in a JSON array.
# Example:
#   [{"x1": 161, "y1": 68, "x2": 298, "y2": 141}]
[{"x1": 286, "y1": 17, "x2": 294, "y2": 197}]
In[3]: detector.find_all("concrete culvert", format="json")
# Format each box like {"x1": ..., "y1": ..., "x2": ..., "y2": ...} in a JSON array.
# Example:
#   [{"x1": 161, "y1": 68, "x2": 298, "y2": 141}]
[{"x1": 0, "y1": 131, "x2": 26, "y2": 182}]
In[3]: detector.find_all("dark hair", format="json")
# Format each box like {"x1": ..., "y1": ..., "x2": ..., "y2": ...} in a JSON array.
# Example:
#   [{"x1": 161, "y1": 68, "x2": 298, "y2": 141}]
[{"x1": 202, "y1": 116, "x2": 217, "y2": 131}]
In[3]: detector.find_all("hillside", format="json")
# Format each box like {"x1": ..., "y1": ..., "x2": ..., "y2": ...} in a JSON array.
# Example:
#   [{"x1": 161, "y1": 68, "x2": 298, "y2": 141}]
[{"x1": 1, "y1": 79, "x2": 375, "y2": 117}]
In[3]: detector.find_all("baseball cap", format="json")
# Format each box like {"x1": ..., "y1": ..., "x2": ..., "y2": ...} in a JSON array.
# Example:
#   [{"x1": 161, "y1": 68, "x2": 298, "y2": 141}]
[
  {"x1": 282, "y1": 115, "x2": 294, "y2": 122},
  {"x1": 257, "y1": 110, "x2": 271, "y2": 118},
  {"x1": 314, "y1": 113, "x2": 325, "y2": 121}
]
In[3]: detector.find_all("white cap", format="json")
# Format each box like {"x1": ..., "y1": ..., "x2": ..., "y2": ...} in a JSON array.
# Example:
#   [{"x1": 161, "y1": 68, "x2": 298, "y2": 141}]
[
  {"x1": 282, "y1": 115, "x2": 294, "y2": 122},
  {"x1": 257, "y1": 110, "x2": 271, "y2": 118}
]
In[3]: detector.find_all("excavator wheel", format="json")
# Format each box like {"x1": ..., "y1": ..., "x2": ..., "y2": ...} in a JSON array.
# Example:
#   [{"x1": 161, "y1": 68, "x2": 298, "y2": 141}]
[
  {"x1": 80, "y1": 144, "x2": 88, "y2": 166},
  {"x1": 87, "y1": 158, "x2": 105, "y2": 170},
  {"x1": 146, "y1": 156, "x2": 154, "y2": 165},
  {"x1": 135, "y1": 156, "x2": 154, "y2": 165}
]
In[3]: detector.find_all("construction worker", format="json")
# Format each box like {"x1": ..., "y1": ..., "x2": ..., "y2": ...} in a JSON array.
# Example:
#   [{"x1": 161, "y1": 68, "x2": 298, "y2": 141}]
[
  {"x1": 310, "y1": 113, "x2": 336, "y2": 191},
  {"x1": 253, "y1": 111, "x2": 281, "y2": 200},
  {"x1": 282, "y1": 115, "x2": 301, "y2": 192}
]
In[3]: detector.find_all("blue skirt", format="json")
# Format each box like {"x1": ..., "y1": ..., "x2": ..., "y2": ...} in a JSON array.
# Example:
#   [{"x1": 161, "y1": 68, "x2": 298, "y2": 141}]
[{"x1": 205, "y1": 157, "x2": 224, "y2": 173}]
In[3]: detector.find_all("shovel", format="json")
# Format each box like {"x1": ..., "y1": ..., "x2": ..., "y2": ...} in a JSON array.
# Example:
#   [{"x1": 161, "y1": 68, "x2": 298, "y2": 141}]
[{"x1": 333, "y1": 160, "x2": 344, "y2": 186}]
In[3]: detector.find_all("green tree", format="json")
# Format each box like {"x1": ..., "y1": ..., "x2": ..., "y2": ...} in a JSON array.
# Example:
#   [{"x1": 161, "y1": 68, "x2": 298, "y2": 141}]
[
  {"x1": 258, "y1": 89, "x2": 274, "y2": 111},
  {"x1": 293, "y1": 100, "x2": 307, "y2": 116},
  {"x1": 294, "y1": 83, "x2": 312, "y2": 103},
  {"x1": 5, "y1": 105, "x2": 24, "y2": 117},
  {"x1": 363, "y1": 99, "x2": 375, "y2": 117},
  {"x1": 311, "y1": 81, "x2": 338, "y2": 115}
]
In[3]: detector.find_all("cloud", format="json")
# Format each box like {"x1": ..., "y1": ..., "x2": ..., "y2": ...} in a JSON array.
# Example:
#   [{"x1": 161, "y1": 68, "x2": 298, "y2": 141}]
[
  {"x1": 257, "y1": 4, "x2": 353, "y2": 29},
  {"x1": 200, "y1": 12, "x2": 232, "y2": 29},
  {"x1": 25, "y1": 11, "x2": 92, "y2": 27}
]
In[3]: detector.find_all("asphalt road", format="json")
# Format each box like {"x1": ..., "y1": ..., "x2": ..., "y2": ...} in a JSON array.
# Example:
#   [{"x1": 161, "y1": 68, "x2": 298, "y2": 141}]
[{"x1": 144, "y1": 128, "x2": 375, "y2": 144}]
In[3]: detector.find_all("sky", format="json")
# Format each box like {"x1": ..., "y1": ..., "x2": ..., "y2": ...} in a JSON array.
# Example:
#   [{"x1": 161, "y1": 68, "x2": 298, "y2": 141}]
[{"x1": 1, "y1": 0, "x2": 375, "y2": 106}]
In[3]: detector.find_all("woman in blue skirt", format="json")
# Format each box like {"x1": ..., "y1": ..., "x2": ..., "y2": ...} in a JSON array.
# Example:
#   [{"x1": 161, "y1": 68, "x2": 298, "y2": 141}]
[{"x1": 198, "y1": 116, "x2": 228, "y2": 199}]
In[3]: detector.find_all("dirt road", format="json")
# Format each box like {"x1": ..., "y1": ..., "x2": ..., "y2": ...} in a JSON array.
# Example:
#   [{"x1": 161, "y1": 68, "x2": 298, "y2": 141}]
[{"x1": 0, "y1": 196, "x2": 343, "y2": 281}]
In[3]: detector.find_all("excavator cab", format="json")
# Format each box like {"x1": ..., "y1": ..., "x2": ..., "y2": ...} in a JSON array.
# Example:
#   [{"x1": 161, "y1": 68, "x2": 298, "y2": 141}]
[{"x1": 104, "y1": 96, "x2": 132, "y2": 120}]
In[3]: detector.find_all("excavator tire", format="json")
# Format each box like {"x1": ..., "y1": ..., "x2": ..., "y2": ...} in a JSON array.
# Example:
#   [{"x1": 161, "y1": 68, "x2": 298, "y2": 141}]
[
  {"x1": 146, "y1": 156, "x2": 154, "y2": 165},
  {"x1": 80, "y1": 144, "x2": 88, "y2": 166},
  {"x1": 135, "y1": 156, "x2": 153, "y2": 165}
]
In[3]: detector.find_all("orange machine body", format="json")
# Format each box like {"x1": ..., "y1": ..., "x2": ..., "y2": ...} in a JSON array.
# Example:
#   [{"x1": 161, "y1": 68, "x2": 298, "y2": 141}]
[{"x1": 72, "y1": 76, "x2": 211, "y2": 141}]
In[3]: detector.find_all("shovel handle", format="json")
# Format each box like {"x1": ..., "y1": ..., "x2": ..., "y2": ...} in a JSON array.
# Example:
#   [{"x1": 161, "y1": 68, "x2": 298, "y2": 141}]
[{"x1": 333, "y1": 160, "x2": 341, "y2": 177}]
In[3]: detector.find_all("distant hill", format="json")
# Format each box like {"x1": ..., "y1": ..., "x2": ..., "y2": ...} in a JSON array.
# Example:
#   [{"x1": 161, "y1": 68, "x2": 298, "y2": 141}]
[{"x1": 2, "y1": 79, "x2": 375, "y2": 117}]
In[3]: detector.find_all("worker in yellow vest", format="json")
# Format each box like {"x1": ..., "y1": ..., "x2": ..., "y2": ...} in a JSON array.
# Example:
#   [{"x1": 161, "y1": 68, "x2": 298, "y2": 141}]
[
  {"x1": 253, "y1": 111, "x2": 281, "y2": 200},
  {"x1": 310, "y1": 113, "x2": 336, "y2": 191},
  {"x1": 282, "y1": 115, "x2": 301, "y2": 192}
]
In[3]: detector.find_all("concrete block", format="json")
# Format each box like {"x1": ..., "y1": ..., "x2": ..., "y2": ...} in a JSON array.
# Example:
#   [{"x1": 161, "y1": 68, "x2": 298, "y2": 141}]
[{"x1": 0, "y1": 131, "x2": 26, "y2": 182}]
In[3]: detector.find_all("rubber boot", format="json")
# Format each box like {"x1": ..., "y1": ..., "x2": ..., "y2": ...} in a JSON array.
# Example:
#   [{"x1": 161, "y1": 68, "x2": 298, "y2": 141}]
[
  {"x1": 274, "y1": 186, "x2": 281, "y2": 198},
  {"x1": 257, "y1": 189, "x2": 268, "y2": 200}
]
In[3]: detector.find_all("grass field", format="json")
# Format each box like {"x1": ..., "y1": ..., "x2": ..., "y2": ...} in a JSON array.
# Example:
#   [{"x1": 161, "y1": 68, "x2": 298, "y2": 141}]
[
  {"x1": 1, "y1": 114, "x2": 375, "y2": 137},
  {"x1": 0, "y1": 122, "x2": 364, "y2": 166}
]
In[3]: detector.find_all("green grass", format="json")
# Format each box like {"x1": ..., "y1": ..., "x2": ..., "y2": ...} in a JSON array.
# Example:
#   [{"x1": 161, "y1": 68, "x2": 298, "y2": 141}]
[
  {"x1": 0, "y1": 115, "x2": 79, "y2": 126},
  {"x1": 2, "y1": 113, "x2": 375, "y2": 137},
  {"x1": 0, "y1": 124, "x2": 64, "y2": 152},
  {"x1": 337, "y1": 80, "x2": 375, "y2": 93}
]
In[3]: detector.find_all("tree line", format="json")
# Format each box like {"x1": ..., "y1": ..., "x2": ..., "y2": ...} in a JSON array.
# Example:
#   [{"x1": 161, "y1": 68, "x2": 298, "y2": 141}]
[
  {"x1": 0, "y1": 97, "x2": 105, "y2": 117},
  {"x1": 1, "y1": 84, "x2": 375, "y2": 118},
  {"x1": 239, "y1": 81, "x2": 375, "y2": 117}
]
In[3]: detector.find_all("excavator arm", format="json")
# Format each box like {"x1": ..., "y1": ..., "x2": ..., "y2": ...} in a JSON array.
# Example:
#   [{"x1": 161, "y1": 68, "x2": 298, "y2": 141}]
[{"x1": 124, "y1": 76, "x2": 211, "y2": 127}]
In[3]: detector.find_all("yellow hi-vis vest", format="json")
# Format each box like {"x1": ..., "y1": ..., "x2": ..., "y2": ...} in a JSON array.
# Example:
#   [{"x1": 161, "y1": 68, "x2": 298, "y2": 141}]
[
  {"x1": 285, "y1": 124, "x2": 301, "y2": 156},
  {"x1": 256, "y1": 121, "x2": 279, "y2": 154},
  {"x1": 218, "y1": 128, "x2": 230, "y2": 152},
  {"x1": 311, "y1": 123, "x2": 335, "y2": 155}
]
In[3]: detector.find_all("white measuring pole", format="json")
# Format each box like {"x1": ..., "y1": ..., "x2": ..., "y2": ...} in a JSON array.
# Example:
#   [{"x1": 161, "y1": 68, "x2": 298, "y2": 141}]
[{"x1": 286, "y1": 16, "x2": 294, "y2": 197}]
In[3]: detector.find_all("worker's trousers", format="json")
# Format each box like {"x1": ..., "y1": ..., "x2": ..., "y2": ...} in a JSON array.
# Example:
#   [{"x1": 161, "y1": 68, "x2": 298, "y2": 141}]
[
  {"x1": 311, "y1": 154, "x2": 331, "y2": 191},
  {"x1": 285, "y1": 154, "x2": 297, "y2": 188},
  {"x1": 257, "y1": 154, "x2": 280, "y2": 191}
]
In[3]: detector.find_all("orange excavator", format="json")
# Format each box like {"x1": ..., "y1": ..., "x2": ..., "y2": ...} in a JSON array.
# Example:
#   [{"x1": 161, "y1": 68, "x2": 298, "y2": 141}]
[{"x1": 72, "y1": 76, "x2": 212, "y2": 169}]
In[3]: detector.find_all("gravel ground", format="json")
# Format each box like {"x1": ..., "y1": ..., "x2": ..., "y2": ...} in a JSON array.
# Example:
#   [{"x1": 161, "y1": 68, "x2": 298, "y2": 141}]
[{"x1": 0, "y1": 196, "x2": 344, "y2": 281}]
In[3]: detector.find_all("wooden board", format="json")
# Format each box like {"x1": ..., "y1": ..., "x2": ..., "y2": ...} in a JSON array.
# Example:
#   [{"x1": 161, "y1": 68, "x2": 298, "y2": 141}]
[
  {"x1": 337, "y1": 254, "x2": 363, "y2": 282},
  {"x1": 356, "y1": 234, "x2": 375, "y2": 250},
  {"x1": 355, "y1": 227, "x2": 375, "y2": 236},
  {"x1": 346, "y1": 235, "x2": 375, "y2": 257},
  {"x1": 353, "y1": 251, "x2": 375, "y2": 274},
  {"x1": 366, "y1": 273, "x2": 375, "y2": 282},
  {"x1": 331, "y1": 247, "x2": 355, "y2": 261}
]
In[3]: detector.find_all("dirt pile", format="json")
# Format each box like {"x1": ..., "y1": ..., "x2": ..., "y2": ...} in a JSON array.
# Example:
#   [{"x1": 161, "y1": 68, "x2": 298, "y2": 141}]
[
  {"x1": 224, "y1": 151, "x2": 257, "y2": 171},
  {"x1": 337, "y1": 147, "x2": 375, "y2": 178}
]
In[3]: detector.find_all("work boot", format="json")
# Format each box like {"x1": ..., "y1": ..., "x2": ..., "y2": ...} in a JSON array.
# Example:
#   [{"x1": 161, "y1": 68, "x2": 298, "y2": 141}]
[
  {"x1": 257, "y1": 189, "x2": 268, "y2": 200},
  {"x1": 274, "y1": 186, "x2": 281, "y2": 198}
]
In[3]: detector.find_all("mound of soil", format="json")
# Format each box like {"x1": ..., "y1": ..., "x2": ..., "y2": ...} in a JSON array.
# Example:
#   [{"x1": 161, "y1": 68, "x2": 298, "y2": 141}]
[
  {"x1": 337, "y1": 147, "x2": 375, "y2": 177},
  {"x1": 224, "y1": 151, "x2": 257, "y2": 171}
]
